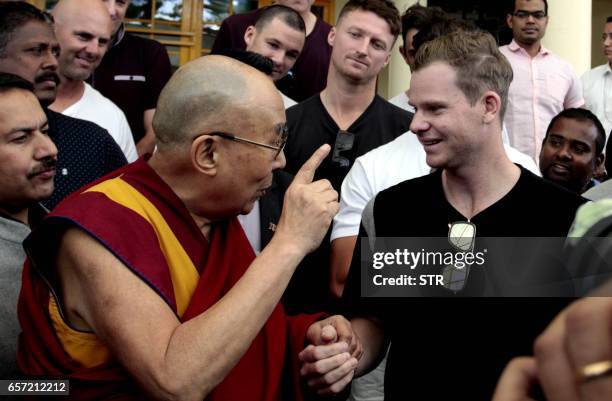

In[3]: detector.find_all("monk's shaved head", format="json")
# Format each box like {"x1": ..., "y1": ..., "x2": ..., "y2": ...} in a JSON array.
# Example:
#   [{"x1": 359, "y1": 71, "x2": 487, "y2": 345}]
[{"x1": 153, "y1": 55, "x2": 280, "y2": 148}]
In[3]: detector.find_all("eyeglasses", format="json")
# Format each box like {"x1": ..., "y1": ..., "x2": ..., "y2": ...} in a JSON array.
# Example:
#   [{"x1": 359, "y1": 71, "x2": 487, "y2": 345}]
[
  {"x1": 209, "y1": 123, "x2": 288, "y2": 159},
  {"x1": 442, "y1": 221, "x2": 476, "y2": 293},
  {"x1": 332, "y1": 130, "x2": 355, "y2": 168},
  {"x1": 512, "y1": 10, "x2": 547, "y2": 20}
]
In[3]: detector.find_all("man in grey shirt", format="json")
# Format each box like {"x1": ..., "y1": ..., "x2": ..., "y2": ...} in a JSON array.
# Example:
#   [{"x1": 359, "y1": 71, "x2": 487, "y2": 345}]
[{"x1": 0, "y1": 73, "x2": 57, "y2": 378}]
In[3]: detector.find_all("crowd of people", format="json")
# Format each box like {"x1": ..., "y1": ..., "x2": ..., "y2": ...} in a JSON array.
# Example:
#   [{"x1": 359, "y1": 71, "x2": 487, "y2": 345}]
[{"x1": 1, "y1": 0, "x2": 612, "y2": 400}]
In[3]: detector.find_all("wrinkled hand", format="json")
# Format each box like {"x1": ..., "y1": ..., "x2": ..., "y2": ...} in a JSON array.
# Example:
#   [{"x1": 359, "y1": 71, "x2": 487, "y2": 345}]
[
  {"x1": 299, "y1": 316, "x2": 362, "y2": 396},
  {"x1": 276, "y1": 145, "x2": 339, "y2": 255},
  {"x1": 493, "y1": 297, "x2": 612, "y2": 401},
  {"x1": 492, "y1": 357, "x2": 538, "y2": 401},
  {"x1": 533, "y1": 297, "x2": 612, "y2": 401}
]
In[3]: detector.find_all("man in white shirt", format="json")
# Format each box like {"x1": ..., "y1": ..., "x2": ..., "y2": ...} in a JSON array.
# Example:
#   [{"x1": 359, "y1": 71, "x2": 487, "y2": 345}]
[
  {"x1": 48, "y1": 0, "x2": 137, "y2": 162},
  {"x1": 582, "y1": 16, "x2": 612, "y2": 140}
]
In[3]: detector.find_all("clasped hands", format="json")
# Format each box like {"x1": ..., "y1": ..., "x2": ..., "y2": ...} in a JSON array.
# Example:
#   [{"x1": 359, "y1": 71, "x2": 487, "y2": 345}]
[{"x1": 300, "y1": 315, "x2": 363, "y2": 396}]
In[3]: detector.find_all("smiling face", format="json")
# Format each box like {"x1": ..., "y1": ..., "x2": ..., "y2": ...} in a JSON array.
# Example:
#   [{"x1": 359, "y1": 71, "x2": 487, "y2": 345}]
[
  {"x1": 408, "y1": 62, "x2": 485, "y2": 170},
  {"x1": 0, "y1": 21, "x2": 61, "y2": 106},
  {"x1": 539, "y1": 116, "x2": 604, "y2": 193},
  {"x1": 244, "y1": 16, "x2": 305, "y2": 82},
  {"x1": 53, "y1": 5, "x2": 112, "y2": 81},
  {"x1": 0, "y1": 88, "x2": 57, "y2": 213},
  {"x1": 507, "y1": 0, "x2": 548, "y2": 48},
  {"x1": 328, "y1": 9, "x2": 395, "y2": 84}
]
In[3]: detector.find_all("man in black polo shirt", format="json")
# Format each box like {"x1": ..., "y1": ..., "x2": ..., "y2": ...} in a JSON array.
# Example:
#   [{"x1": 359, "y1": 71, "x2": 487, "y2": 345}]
[
  {"x1": 92, "y1": 0, "x2": 172, "y2": 155},
  {"x1": 301, "y1": 30, "x2": 587, "y2": 400},
  {"x1": 284, "y1": 0, "x2": 412, "y2": 193},
  {"x1": 0, "y1": 1, "x2": 127, "y2": 210}
]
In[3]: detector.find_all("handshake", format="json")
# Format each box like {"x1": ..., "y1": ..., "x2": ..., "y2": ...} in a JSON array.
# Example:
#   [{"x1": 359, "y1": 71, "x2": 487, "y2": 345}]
[{"x1": 300, "y1": 316, "x2": 364, "y2": 396}]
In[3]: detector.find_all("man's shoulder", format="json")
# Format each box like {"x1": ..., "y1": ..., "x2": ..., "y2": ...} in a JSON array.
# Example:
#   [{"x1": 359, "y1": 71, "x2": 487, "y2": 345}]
[
  {"x1": 375, "y1": 171, "x2": 437, "y2": 205},
  {"x1": 83, "y1": 84, "x2": 127, "y2": 116},
  {"x1": 582, "y1": 64, "x2": 608, "y2": 80},
  {"x1": 519, "y1": 168, "x2": 586, "y2": 208},
  {"x1": 371, "y1": 96, "x2": 414, "y2": 123},
  {"x1": 223, "y1": 9, "x2": 261, "y2": 27},
  {"x1": 47, "y1": 109, "x2": 109, "y2": 135},
  {"x1": 286, "y1": 94, "x2": 321, "y2": 118}
]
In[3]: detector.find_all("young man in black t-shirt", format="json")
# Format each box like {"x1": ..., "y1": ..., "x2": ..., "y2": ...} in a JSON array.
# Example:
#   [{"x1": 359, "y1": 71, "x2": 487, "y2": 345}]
[
  {"x1": 284, "y1": 0, "x2": 412, "y2": 194},
  {"x1": 281, "y1": 0, "x2": 412, "y2": 316},
  {"x1": 299, "y1": 30, "x2": 587, "y2": 400}
]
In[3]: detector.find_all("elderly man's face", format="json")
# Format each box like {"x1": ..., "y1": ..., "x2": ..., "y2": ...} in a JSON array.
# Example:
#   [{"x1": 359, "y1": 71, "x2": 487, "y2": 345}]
[
  {"x1": 244, "y1": 16, "x2": 305, "y2": 81},
  {"x1": 0, "y1": 89, "x2": 57, "y2": 210},
  {"x1": 0, "y1": 21, "x2": 61, "y2": 106},
  {"x1": 539, "y1": 116, "x2": 604, "y2": 193},
  {"x1": 329, "y1": 9, "x2": 395, "y2": 84},
  {"x1": 215, "y1": 91, "x2": 287, "y2": 216},
  {"x1": 101, "y1": 0, "x2": 130, "y2": 35},
  {"x1": 54, "y1": 7, "x2": 112, "y2": 81},
  {"x1": 507, "y1": 0, "x2": 548, "y2": 47}
]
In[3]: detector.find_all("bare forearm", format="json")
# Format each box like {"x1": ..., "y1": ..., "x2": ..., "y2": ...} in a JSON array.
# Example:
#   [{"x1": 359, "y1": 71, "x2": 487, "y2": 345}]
[
  {"x1": 351, "y1": 317, "x2": 387, "y2": 377},
  {"x1": 146, "y1": 237, "x2": 306, "y2": 399}
]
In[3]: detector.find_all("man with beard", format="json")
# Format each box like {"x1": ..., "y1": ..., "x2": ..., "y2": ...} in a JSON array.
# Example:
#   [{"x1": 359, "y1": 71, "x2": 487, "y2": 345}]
[
  {"x1": 0, "y1": 1, "x2": 127, "y2": 210},
  {"x1": 501, "y1": 0, "x2": 583, "y2": 162},
  {"x1": 0, "y1": 73, "x2": 57, "y2": 378},
  {"x1": 281, "y1": 0, "x2": 411, "y2": 313},
  {"x1": 539, "y1": 108, "x2": 606, "y2": 194},
  {"x1": 48, "y1": 0, "x2": 137, "y2": 162}
]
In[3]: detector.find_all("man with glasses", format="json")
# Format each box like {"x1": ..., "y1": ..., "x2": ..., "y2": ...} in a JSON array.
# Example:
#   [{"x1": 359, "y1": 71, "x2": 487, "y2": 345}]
[
  {"x1": 18, "y1": 55, "x2": 362, "y2": 399},
  {"x1": 501, "y1": 0, "x2": 584, "y2": 163},
  {"x1": 302, "y1": 30, "x2": 587, "y2": 400}
]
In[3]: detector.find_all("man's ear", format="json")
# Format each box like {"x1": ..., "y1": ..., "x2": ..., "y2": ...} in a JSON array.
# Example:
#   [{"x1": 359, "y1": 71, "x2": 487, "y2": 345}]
[
  {"x1": 594, "y1": 152, "x2": 606, "y2": 178},
  {"x1": 191, "y1": 135, "x2": 218, "y2": 177},
  {"x1": 482, "y1": 91, "x2": 502, "y2": 124},
  {"x1": 506, "y1": 14, "x2": 513, "y2": 29},
  {"x1": 244, "y1": 25, "x2": 256, "y2": 48},
  {"x1": 328, "y1": 27, "x2": 336, "y2": 47}
]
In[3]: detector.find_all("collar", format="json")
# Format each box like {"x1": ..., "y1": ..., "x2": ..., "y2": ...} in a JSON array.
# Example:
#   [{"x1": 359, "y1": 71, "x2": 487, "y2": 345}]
[
  {"x1": 508, "y1": 39, "x2": 549, "y2": 56},
  {"x1": 111, "y1": 24, "x2": 126, "y2": 48},
  {"x1": 605, "y1": 63, "x2": 612, "y2": 75}
]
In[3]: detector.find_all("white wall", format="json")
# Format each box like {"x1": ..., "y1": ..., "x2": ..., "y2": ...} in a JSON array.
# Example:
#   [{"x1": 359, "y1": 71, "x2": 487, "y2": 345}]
[{"x1": 542, "y1": 0, "x2": 592, "y2": 75}]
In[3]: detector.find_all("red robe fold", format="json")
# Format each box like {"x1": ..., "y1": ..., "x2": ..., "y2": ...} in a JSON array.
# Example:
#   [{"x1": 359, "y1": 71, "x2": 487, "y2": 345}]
[{"x1": 18, "y1": 157, "x2": 323, "y2": 400}]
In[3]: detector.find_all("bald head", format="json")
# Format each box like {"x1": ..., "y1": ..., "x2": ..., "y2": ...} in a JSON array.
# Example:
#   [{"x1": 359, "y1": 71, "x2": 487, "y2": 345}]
[
  {"x1": 52, "y1": 0, "x2": 112, "y2": 81},
  {"x1": 154, "y1": 55, "x2": 281, "y2": 148}
]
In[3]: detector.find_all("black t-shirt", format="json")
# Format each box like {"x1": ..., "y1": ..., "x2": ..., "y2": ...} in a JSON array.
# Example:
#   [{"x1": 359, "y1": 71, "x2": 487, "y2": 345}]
[
  {"x1": 343, "y1": 168, "x2": 586, "y2": 401},
  {"x1": 44, "y1": 110, "x2": 127, "y2": 210},
  {"x1": 91, "y1": 31, "x2": 172, "y2": 143},
  {"x1": 284, "y1": 95, "x2": 413, "y2": 192}
]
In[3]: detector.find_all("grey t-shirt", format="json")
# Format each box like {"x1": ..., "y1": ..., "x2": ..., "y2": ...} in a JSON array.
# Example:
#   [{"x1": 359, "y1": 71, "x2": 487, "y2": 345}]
[{"x1": 0, "y1": 215, "x2": 31, "y2": 379}]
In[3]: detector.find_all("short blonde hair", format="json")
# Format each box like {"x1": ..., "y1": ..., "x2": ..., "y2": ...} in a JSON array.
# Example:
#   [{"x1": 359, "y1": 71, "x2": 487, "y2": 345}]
[{"x1": 414, "y1": 30, "x2": 513, "y2": 119}]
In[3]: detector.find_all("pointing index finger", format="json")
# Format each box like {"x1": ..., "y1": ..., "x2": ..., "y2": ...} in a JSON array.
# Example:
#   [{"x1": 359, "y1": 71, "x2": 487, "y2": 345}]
[{"x1": 293, "y1": 144, "x2": 331, "y2": 184}]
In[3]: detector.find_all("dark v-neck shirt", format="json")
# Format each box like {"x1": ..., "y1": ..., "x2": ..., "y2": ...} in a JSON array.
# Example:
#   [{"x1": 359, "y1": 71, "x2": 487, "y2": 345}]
[
  {"x1": 343, "y1": 167, "x2": 586, "y2": 401},
  {"x1": 284, "y1": 94, "x2": 412, "y2": 192}
]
